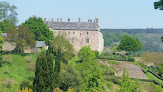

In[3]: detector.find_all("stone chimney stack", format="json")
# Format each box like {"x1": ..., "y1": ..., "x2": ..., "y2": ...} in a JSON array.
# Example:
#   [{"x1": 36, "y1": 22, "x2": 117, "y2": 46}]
[
  {"x1": 68, "y1": 18, "x2": 70, "y2": 22},
  {"x1": 95, "y1": 18, "x2": 99, "y2": 23},
  {"x1": 44, "y1": 18, "x2": 46, "y2": 21},
  {"x1": 88, "y1": 19, "x2": 90, "y2": 22},
  {"x1": 57, "y1": 18, "x2": 59, "y2": 21},
  {"x1": 78, "y1": 18, "x2": 80, "y2": 22},
  {"x1": 60, "y1": 18, "x2": 62, "y2": 22},
  {"x1": 52, "y1": 18, "x2": 53, "y2": 21},
  {"x1": 90, "y1": 19, "x2": 92, "y2": 22}
]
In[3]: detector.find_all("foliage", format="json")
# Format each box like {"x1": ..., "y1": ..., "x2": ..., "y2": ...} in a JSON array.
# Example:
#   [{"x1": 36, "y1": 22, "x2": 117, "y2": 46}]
[
  {"x1": 0, "y1": 19, "x2": 15, "y2": 33},
  {"x1": 59, "y1": 63, "x2": 82, "y2": 91},
  {"x1": 19, "y1": 81, "x2": 32, "y2": 90},
  {"x1": 118, "y1": 67, "x2": 140, "y2": 92},
  {"x1": 158, "y1": 63, "x2": 163, "y2": 75},
  {"x1": 67, "y1": 88, "x2": 74, "y2": 92},
  {"x1": 6, "y1": 25, "x2": 36, "y2": 53},
  {"x1": 18, "y1": 87, "x2": 32, "y2": 92},
  {"x1": 76, "y1": 46, "x2": 104, "y2": 91},
  {"x1": 141, "y1": 52, "x2": 163, "y2": 66},
  {"x1": 94, "y1": 50, "x2": 99, "y2": 58},
  {"x1": 33, "y1": 53, "x2": 55, "y2": 92},
  {"x1": 154, "y1": 0, "x2": 163, "y2": 10},
  {"x1": 53, "y1": 35, "x2": 74, "y2": 63},
  {"x1": 22, "y1": 16, "x2": 53, "y2": 43},
  {"x1": 54, "y1": 88, "x2": 63, "y2": 92},
  {"x1": 0, "y1": 1, "x2": 18, "y2": 25},
  {"x1": 117, "y1": 35, "x2": 142, "y2": 52},
  {"x1": 78, "y1": 46, "x2": 96, "y2": 62},
  {"x1": 0, "y1": 30, "x2": 4, "y2": 66}
]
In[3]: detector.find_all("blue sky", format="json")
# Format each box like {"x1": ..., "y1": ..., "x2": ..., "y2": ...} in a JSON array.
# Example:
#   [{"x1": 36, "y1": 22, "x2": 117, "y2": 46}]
[{"x1": 2, "y1": 0, "x2": 163, "y2": 28}]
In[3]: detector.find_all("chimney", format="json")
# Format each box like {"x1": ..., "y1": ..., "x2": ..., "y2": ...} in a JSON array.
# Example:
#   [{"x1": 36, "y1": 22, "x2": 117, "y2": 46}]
[
  {"x1": 57, "y1": 18, "x2": 59, "y2": 21},
  {"x1": 78, "y1": 18, "x2": 80, "y2": 22},
  {"x1": 95, "y1": 18, "x2": 99, "y2": 23},
  {"x1": 90, "y1": 19, "x2": 92, "y2": 22},
  {"x1": 60, "y1": 18, "x2": 62, "y2": 22},
  {"x1": 52, "y1": 18, "x2": 53, "y2": 21},
  {"x1": 44, "y1": 18, "x2": 46, "y2": 21},
  {"x1": 68, "y1": 18, "x2": 70, "y2": 22},
  {"x1": 88, "y1": 19, "x2": 90, "y2": 22}
]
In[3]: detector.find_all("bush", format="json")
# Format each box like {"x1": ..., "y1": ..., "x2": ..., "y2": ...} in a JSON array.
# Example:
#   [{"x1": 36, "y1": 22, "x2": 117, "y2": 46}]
[
  {"x1": 128, "y1": 57, "x2": 135, "y2": 62},
  {"x1": 19, "y1": 81, "x2": 32, "y2": 90},
  {"x1": 2, "y1": 55, "x2": 13, "y2": 64},
  {"x1": 27, "y1": 62, "x2": 35, "y2": 72},
  {"x1": 25, "y1": 57, "x2": 33, "y2": 63}
]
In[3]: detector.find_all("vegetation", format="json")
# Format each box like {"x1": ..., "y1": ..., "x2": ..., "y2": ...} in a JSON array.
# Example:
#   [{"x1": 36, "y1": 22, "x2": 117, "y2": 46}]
[
  {"x1": 0, "y1": 19, "x2": 15, "y2": 33},
  {"x1": 117, "y1": 35, "x2": 142, "y2": 53},
  {"x1": 22, "y1": 16, "x2": 53, "y2": 43},
  {"x1": 141, "y1": 52, "x2": 163, "y2": 66},
  {"x1": 154, "y1": 0, "x2": 163, "y2": 10},
  {"x1": 33, "y1": 53, "x2": 55, "y2": 92},
  {"x1": 6, "y1": 25, "x2": 36, "y2": 53},
  {"x1": 0, "y1": 1, "x2": 18, "y2": 25}
]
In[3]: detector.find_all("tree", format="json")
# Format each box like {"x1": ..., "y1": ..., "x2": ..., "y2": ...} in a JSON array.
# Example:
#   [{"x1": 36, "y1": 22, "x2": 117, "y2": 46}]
[
  {"x1": 0, "y1": 19, "x2": 14, "y2": 33},
  {"x1": 78, "y1": 46, "x2": 96, "y2": 62},
  {"x1": 6, "y1": 25, "x2": 35, "y2": 53},
  {"x1": 22, "y1": 16, "x2": 53, "y2": 43},
  {"x1": 76, "y1": 46, "x2": 104, "y2": 91},
  {"x1": 154, "y1": 0, "x2": 163, "y2": 10},
  {"x1": 0, "y1": 1, "x2": 18, "y2": 25},
  {"x1": 33, "y1": 53, "x2": 55, "y2": 92},
  {"x1": 117, "y1": 35, "x2": 142, "y2": 53},
  {"x1": 59, "y1": 63, "x2": 82, "y2": 91},
  {"x1": 52, "y1": 35, "x2": 74, "y2": 88}
]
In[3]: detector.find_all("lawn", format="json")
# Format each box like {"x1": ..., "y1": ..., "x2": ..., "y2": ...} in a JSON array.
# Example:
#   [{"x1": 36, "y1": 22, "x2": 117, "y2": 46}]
[
  {"x1": 145, "y1": 71, "x2": 163, "y2": 84},
  {"x1": 0, "y1": 53, "x2": 38, "y2": 91},
  {"x1": 107, "y1": 60, "x2": 120, "y2": 65}
]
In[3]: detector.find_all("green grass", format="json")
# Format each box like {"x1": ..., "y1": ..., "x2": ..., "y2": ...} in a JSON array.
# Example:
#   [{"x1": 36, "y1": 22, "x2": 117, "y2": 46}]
[
  {"x1": 107, "y1": 60, "x2": 120, "y2": 65},
  {"x1": 145, "y1": 72, "x2": 163, "y2": 84},
  {"x1": 0, "y1": 53, "x2": 38, "y2": 91}
]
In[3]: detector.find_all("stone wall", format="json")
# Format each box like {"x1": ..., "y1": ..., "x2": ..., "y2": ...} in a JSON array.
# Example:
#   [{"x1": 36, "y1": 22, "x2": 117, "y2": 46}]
[{"x1": 51, "y1": 29, "x2": 104, "y2": 52}]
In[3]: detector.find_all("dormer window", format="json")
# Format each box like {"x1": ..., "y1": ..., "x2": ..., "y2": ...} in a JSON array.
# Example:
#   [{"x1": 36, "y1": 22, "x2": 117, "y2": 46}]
[{"x1": 68, "y1": 25, "x2": 70, "y2": 28}]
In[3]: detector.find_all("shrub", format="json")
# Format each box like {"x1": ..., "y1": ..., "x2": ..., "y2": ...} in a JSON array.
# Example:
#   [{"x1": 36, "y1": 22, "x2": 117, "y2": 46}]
[
  {"x1": 25, "y1": 57, "x2": 33, "y2": 63},
  {"x1": 27, "y1": 61, "x2": 35, "y2": 72},
  {"x1": 128, "y1": 57, "x2": 135, "y2": 62},
  {"x1": 18, "y1": 87, "x2": 32, "y2": 92},
  {"x1": 54, "y1": 88, "x2": 63, "y2": 92},
  {"x1": 19, "y1": 81, "x2": 32, "y2": 90}
]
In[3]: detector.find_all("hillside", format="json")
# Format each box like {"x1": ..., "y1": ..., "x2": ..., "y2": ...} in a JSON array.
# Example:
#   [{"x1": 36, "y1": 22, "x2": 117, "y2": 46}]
[
  {"x1": 101, "y1": 29, "x2": 163, "y2": 52},
  {"x1": 0, "y1": 53, "x2": 38, "y2": 91}
]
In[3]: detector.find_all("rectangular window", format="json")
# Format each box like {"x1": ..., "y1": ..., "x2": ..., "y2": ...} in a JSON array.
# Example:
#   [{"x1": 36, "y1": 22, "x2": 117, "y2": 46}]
[{"x1": 86, "y1": 39, "x2": 89, "y2": 43}]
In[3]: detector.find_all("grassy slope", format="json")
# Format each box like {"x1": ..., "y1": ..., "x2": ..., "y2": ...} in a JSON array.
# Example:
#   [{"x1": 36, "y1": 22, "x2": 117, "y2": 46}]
[{"x1": 0, "y1": 53, "x2": 37, "y2": 91}]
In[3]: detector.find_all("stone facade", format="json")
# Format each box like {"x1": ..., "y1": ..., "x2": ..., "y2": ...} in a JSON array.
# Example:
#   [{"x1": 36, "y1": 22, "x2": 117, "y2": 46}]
[{"x1": 44, "y1": 18, "x2": 104, "y2": 52}]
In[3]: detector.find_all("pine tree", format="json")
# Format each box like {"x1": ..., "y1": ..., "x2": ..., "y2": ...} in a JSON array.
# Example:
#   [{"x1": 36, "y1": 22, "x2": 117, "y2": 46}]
[{"x1": 33, "y1": 53, "x2": 55, "y2": 92}]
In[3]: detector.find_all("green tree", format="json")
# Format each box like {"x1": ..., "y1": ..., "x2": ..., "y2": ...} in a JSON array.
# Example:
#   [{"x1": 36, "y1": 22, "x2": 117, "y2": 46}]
[
  {"x1": 117, "y1": 35, "x2": 142, "y2": 53},
  {"x1": 52, "y1": 35, "x2": 74, "y2": 88},
  {"x1": 0, "y1": 19, "x2": 14, "y2": 33},
  {"x1": 0, "y1": 1, "x2": 18, "y2": 25},
  {"x1": 33, "y1": 53, "x2": 55, "y2": 92},
  {"x1": 119, "y1": 67, "x2": 140, "y2": 92},
  {"x1": 77, "y1": 46, "x2": 104, "y2": 91},
  {"x1": 78, "y1": 46, "x2": 96, "y2": 62},
  {"x1": 23, "y1": 16, "x2": 53, "y2": 43},
  {"x1": 154, "y1": 0, "x2": 163, "y2": 10},
  {"x1": 59, "y1": 63, "x2": 82, "y2": 91},
  {"x1": 6, "y1": 25, "x2": 36, "y2": 53}
]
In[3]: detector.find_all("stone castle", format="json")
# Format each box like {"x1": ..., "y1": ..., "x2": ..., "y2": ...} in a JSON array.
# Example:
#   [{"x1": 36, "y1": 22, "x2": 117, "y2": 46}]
[{"x1": 44, "y1": 18, "x2": 104, "y2": 52}]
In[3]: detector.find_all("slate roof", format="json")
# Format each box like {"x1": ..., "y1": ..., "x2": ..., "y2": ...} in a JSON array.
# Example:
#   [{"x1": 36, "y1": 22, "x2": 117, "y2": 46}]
[
  {"x1": 1, "y1": 33, "x2": 7, "y2": 36},
  {"x1": 44, "y1": 21, "x2": 99, "y2": 31},
  {"x1": 36, "y1": 41, "x2": 45, "y2": 48}
]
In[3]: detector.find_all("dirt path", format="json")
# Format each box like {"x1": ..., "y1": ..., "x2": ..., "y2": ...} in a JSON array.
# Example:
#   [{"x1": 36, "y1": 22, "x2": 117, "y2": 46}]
[{"x1": 100, "y1": 60, "x2": 147, "y2": 79}]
